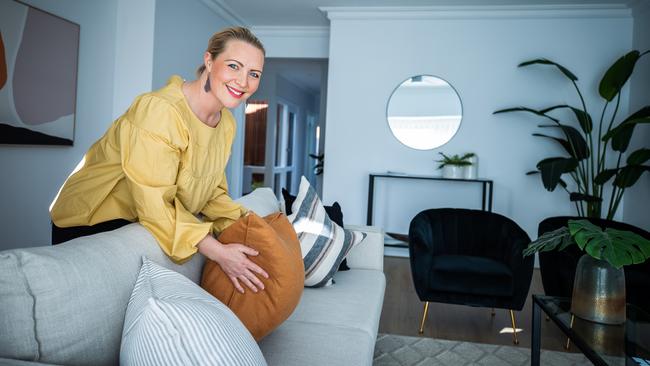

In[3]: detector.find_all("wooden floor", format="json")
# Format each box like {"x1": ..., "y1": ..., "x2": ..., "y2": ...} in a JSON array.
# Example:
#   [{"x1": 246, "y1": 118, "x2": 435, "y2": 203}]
[{"x1": 378, "y1": 256, "x2": 579, "y2": 353}]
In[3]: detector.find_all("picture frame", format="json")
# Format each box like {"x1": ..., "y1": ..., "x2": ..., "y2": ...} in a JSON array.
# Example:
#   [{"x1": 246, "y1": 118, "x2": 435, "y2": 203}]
[{"x1": 0, "y1": 0, "x2": 80, "y2": 146}]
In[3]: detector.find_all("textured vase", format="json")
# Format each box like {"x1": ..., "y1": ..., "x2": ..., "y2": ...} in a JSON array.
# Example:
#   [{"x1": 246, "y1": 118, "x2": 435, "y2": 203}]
[{"x1": 570, "y1": 254, "x2": 626, "y2": 325}]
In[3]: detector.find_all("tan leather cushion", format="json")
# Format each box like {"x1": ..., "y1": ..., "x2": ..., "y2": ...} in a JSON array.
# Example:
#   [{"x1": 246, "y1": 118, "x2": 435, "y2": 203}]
[{"x1": 201, "y1": 212, "x2": 304, "y2": 340}]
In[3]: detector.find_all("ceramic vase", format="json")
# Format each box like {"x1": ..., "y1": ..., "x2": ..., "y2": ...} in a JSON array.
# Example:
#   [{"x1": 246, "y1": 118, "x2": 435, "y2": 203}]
[
  {"x1": 570, "y1": 254, "x2": 626, "y2": 324},
  {"x1": 463, "y1": 156, "x2": 478, "y2": 179},
  {"x1": 442, "y1": 165, "x2": 463, "y2": 179}
]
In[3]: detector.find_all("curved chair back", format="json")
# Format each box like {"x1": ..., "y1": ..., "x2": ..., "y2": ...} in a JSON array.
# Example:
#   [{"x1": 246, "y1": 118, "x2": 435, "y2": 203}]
[{"x1": 409, "y1": 208, "x2": 532, "y2": 310}]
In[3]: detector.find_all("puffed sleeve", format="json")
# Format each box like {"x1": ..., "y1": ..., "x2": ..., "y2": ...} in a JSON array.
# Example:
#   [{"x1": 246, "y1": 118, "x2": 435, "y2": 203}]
[
  {"x1": 119, "y1": 96, "x2": 212, "y2": 263},
  {"x1": 201, "y1": 175, "x2": 248, "y2": 235}
]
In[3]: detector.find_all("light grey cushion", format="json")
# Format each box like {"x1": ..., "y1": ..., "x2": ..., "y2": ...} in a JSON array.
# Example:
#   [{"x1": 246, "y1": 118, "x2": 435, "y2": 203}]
[
  {"x1": 259, "y1": 321, "x2": 374, "y2": 366},
  {"x1": 287, "y1": 176, "x2": 366, "y2": 287},
  {"x1": 0, "y1": 224, "x2": 204, "y2": 366},
  {"x1": 235, "y1": 187, "x2": 280, "y2": 217},
  {"x1": 288, "y1": 269, "x2": 386, "y2": 339},
  {"x1": 120, "y1": 257, "x2": 266, "y2": 366}
]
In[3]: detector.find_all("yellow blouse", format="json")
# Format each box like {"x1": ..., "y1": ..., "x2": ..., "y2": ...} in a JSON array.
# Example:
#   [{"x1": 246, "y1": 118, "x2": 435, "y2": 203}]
[{"x1": 51, "y1": 75, "x2": 246, "y2": 263}]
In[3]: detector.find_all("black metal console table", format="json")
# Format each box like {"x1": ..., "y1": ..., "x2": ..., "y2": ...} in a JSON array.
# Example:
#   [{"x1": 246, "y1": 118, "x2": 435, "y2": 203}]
[{"x1": 366, "y1": 173, "x2": 494, "y2": 226}]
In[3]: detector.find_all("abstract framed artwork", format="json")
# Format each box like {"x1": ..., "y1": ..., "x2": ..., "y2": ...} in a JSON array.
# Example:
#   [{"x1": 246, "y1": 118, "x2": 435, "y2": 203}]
[{"x1": 0, "y1": 0, "x2": 79, "y2": 146}]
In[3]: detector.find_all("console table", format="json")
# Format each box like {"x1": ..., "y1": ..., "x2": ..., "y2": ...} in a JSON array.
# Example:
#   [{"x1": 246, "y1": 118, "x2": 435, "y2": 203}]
[{"x1": 366, "y1": 173, "x2": 494, "y2": 226}]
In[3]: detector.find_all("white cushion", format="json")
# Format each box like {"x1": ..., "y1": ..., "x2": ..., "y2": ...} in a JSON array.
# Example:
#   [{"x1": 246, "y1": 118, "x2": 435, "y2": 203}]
[
  {"x1": 236, "y1": 187, "x2": 280, "y2": 217},
  {"x1": 120, "y1": 257, "x2": 267, "y2": 366},
  {"x1": 259, "y1": 321, "x2": 374, "y2": 366},
  {"x1": 288, "y1": 177, "x2": 366, "y2": 287},
  {"x1": 289, "y1": 269, "x2": 385, "y2": 339}
]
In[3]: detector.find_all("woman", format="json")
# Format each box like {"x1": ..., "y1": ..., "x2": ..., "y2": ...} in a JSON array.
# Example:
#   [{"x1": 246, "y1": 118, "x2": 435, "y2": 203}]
[{"x1": 50, "y1": 27, "x2": 268, "y2": 294}]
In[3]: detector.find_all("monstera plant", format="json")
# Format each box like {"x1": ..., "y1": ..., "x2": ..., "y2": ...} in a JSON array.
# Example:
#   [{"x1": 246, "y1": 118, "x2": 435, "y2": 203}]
[
  {"x1": 524, "y1": 219, "x2": 650, "y2": 269},
  {"x1": 495, "y1": 50, "x2": 650, "y2": 219}
]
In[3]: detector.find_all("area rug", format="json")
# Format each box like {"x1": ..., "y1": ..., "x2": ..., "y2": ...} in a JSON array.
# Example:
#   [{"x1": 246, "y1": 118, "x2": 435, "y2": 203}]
[{"x1": 373, "y1": 333, "x2": 593, "y2": 366}]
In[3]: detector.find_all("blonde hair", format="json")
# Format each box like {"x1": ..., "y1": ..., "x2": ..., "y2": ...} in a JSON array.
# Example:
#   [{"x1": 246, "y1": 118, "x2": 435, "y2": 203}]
[{"x1": 196, "y1": 27, "x2": 265, "y2": 77}]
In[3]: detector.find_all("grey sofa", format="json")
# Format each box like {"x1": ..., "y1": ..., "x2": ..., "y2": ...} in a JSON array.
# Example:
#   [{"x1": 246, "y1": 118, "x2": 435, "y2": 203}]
[{"x1": 0, "y1": 191, "x2": 386, "y2": 366}]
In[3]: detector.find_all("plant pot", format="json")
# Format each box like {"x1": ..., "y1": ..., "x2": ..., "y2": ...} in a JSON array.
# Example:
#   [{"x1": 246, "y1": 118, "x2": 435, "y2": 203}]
[
  {"x1": 442, "y1": 165, "x2": 463, "y2": 179},
  {"x1": 463, "y1": 156, "x2": 478, "y2": 179},
  {"x1": 570, "y1": 254, "x2": 626, "y2": 325}
]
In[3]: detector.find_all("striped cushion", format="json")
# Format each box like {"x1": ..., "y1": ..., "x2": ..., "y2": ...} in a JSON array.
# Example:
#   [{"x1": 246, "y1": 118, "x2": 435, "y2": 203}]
[
  {"x1": 288, "y1": 176, "x2": 366, "y2": 287},
  {"x1": 120, "y1": 257, "x2": 267, "y2": 366}
]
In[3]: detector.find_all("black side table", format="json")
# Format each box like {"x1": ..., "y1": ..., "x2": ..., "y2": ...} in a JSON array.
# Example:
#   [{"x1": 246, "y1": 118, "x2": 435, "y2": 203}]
[{"x1": 531, "y1": 294, "x2": 650, "y2": 366}]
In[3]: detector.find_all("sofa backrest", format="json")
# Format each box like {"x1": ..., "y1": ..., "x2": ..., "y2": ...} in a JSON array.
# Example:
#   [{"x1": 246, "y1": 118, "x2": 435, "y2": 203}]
[
  {"x1": 0, "y1": 187, "x2": 281, "y2": 365},
  {"x1": 0, "y1": 223, "x2": 205, "y2": 366}
]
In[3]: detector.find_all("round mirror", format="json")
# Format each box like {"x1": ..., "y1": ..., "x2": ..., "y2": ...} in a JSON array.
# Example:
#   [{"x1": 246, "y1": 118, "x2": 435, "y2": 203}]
[{"x1": 386, "y1": 75, "x2": 462, "y2": 150}]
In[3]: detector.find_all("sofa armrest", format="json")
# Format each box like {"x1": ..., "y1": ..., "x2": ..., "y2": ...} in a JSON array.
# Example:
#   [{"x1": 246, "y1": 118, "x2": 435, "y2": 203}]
[{"x1": 344, "y1": 225, "x2": 384, "y2": 272}]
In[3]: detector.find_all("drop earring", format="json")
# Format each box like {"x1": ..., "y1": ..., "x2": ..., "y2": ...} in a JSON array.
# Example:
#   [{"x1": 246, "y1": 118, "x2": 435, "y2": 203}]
[{"x1": 204, "y1": 75, "x2": 211, "y2": 93}]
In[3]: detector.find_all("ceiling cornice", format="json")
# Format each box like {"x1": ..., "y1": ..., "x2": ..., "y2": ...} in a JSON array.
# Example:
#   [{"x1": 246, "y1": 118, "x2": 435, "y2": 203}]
[
  {"x1": 251, "y1": 26, "x2": 330, "y2": 38},
  {"x1": 628, "y1": 0, "x2": 650, "y2": 14},
  {"x1": 319, "y1": 4, "x2": 632, "y2": 20},
  {"x1": 198, "y1": 0, "x2": 248, "y2": 26}
]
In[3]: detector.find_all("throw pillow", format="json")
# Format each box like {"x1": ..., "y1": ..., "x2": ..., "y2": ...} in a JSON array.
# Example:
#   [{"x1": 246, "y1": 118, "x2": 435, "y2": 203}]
[
  {"x1": 235, "y1": 187, "x2": 280, "y2": 217},
  {"x1": 201, "y1": 212, "x2": 304, "y2": 341},
  {"x1": 282, "y1": 188, "x2": 350, "y2": 271},
  {"x1": 120, "y1": 257, "x2": 266, "y2": 366},
  {"x1": 288, "y1": 176, "x2": 366, "y2": 287}
]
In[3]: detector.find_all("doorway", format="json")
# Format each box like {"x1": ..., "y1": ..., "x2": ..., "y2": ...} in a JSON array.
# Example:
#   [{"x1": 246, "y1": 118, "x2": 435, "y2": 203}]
[{"x1": 240, "y1": 58, "x2": 327, "y2": 198}]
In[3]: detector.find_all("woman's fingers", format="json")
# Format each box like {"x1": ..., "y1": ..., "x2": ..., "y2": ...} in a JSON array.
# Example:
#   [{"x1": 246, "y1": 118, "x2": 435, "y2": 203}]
[
  {"x1": 244, "y1": 268, "x2": 265, "y2": 291},
  {"x1": 239, "y1": 275, "x2": 258, "y2": 293},
  {"x1": 233, "y1": 243, "x2": 269, "y2": 279},
  {"x1": 246, "y1": 259, "x2": 269, "y2": 279},
  {"x1": 229, "y1": 275, "x2": 245, "y2": 294},
  {"x1": 237, "y1": 244, "x2": 259, "y2": 257}
]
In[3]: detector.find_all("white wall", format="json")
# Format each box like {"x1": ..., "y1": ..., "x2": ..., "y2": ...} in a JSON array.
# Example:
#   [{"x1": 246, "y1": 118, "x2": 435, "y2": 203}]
[
  {"x1": 152, "y1": 0, "x2": 235, "y2": 89},
  {"x1": 322, "y1": 6, "x2": 633, "y2": 240},
  {"x1": 0, "y1": 0, "x2": 119, "y2": 250},
  {"x1": 623, "y1": 3, "x2": 650, "y2": 232},
  {"x1": 112, "y1": 0, "x2": 156, "y2": 119}
]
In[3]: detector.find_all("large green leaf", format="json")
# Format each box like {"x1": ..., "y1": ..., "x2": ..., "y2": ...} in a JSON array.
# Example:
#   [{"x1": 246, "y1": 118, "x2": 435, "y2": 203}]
[
  {"x1": 527, "y1": 170, "x2": 568, "y2": 188},
  {"x1": 532, "y1": 133, "x2": 585, "y2": 160},
  {"x1": 523, "y1": 226, "x2": 574, "y2": 257},
  {"x1": 594, "y1": 169, "x2": 619, "y2": 185},
  {"x1": 568, "y1": 219, "x2": 650, "y2": 268},
  {"x1": 493, "y1": 107, "x2": 560, "y2": 122},
  {"x1": 602, "y1": 107, "x2": 650, "y2": 152},
  {"x1": 599, "y1": 51, "x2": 643, "y2": 101},
  {"x1": 614, "y1": 165, "x2": 650, "y2": 188},
  {"x1": 540, "y1": 105, "x2": 593, "y2": 133},
  {"x1": 627, "y1": 148, "x2": 650, "y2": 165},
  {"x1": 538, "y1": 124, "x2": 589, "y2": 160},
  {"x1": 536, "y1": 157, "x2": 579, "y2": 191},
  {"x1": 519, "y1": 58, "x2": 578, "y2": 81},
  {"x1": 569, "y1": 193, "x2": 602, "y2": 202}
]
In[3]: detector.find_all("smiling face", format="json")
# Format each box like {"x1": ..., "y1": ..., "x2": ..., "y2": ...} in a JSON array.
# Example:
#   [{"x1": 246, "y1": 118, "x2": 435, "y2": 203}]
[{"x1": 205, "y1": 40, "x2": 264, "y2": 109}]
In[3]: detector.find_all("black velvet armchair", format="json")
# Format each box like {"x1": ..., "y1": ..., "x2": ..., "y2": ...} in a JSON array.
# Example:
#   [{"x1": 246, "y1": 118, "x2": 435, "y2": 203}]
[{"x1": 408, "y1": 208, "x2": 533, "y2": 344}]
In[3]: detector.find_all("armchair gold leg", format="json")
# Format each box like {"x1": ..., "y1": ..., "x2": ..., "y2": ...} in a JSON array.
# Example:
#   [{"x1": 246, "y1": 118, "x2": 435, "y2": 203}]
[
  {"x1": 418, "y1": 301, "x2": 430, "y2": 334},
  {"x1": 509, "y1": 310, "x2": 519, "y2": 345}
]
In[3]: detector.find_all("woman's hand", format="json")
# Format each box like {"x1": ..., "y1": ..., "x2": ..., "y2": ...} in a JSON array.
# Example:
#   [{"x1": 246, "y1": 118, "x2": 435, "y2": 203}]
[{"x1": 197, "y1": 235, "x2": 269, "y2": 293}]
